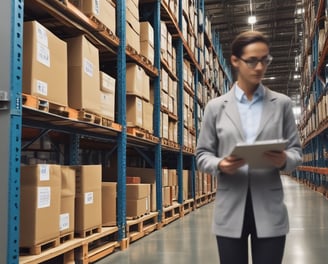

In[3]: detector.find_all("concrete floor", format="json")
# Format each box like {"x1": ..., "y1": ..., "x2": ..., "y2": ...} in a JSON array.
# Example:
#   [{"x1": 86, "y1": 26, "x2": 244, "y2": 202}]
[{"x1": 96, "y1": 175, "x2": 328, "y2": 264}]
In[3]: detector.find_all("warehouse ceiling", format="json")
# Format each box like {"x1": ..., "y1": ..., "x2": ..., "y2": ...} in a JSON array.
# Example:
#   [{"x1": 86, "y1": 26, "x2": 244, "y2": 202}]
[{"x1": 204, "y1": 0, "x2": 304, "y2": 107}]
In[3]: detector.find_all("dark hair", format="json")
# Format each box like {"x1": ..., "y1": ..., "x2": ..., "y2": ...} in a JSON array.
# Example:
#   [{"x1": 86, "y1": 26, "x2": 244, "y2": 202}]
[{"x1": 231, "y1": 30, "x2": 270, "y2": 58}]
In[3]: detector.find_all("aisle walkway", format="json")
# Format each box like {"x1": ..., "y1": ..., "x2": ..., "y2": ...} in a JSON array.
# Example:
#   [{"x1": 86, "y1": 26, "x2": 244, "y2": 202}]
[{"x1": 97, "y1": 176, "x2": 328, "y2": 264}]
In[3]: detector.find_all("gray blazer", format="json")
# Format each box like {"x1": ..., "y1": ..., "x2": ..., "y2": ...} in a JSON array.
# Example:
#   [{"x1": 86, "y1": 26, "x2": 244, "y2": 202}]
[{"x1": 195, "y1": 85, "x2": 302, "y2": 238}]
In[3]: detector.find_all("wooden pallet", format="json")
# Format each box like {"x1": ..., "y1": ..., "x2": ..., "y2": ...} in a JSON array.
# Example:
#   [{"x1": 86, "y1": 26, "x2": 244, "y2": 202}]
[
  {"x1": 139, "y1": 54, "x2": 153, "y2": 67},
  {"x1": 20, "y1": 237, "x2": 60, "y2": 255},
  {"x1": 101, "y1": 116, "x2": 121, "y2": 131},
  {"x1": 126, "y1": 212, "x2": 159, "y2": 243},
  {"x1": 20, "y1": 226, "x2": 120, "y2": 264},
  {"x1": 162, "y1": 202, "x2": 182, "y2": 226},
  {"x1": 76, "y1": 227, "x2": 119, "y2": 264},
  {"x1": 195, "y1": 194, "x2": 210, "y2": 208},
  {"x1": 60, "y1": 231, "x2": 74, "y2": 244},
  {"x1": 127, "y1": 126, "x2": 146, "y2": 138},
  {"x1": 182, "y1": 198, "x2": 195, "y2": 216},
  {"x1": 77, "y1": 110, "x2": 102, "y2": 125},
  {"x1": 22, "y1": 93, "x2": 70, "y2": 118},
  {"x1": 126, "y1": 44, "x2": 138, "y2": 56},
  {"x1": 75, "y1": 225, "x2": 102, "y2": 238}
]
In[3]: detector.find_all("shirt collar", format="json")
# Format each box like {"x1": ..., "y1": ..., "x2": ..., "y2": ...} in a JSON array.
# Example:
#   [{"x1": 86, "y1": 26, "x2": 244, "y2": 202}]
[{"x1": 235, "y1": 83, "x2": 265, "y2": 103}]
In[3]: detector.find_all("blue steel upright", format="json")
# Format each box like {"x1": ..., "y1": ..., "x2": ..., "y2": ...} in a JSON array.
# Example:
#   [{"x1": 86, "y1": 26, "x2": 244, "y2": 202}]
[
  {"x1": 116, "y1": 0, "x2": 127, "y2": 241},
  {"x1": 177, "y1": 0, "x2": 184, "y2": 204},
  {"x1": 2, "y1": 0, "x2": 24, "y2": 263},
  {"x1": 152, "y1": 0, "x2": 163, "y2": 220}
]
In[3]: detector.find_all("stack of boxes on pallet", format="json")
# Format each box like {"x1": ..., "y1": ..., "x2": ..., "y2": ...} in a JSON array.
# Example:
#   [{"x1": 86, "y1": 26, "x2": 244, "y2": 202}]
[
  {"x1": 195, "y1": 171, "x2": 217, "y2": 197},
  {"x1": 20, "y1": 165, "x2": 104, "y2": 252},
  {"x1": 22, "y1": 19, "x2": 117, "y2": 124}
]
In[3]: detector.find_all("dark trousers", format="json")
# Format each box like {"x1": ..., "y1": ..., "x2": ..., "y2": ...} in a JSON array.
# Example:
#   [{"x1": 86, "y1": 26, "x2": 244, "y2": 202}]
[{"x1": 216, "y1": 190, "x2": 286, "y2": 264}]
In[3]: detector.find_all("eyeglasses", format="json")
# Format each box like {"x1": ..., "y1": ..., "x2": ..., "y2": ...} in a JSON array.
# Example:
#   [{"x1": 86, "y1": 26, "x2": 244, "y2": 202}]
[{"x1": 239, "y1": 55, "x2": 273, "y2": 68}]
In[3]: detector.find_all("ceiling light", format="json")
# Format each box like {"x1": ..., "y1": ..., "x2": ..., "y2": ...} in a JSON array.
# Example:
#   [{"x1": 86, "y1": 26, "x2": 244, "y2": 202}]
[
  {"x1": 294, "y1": 74, "x2": 300, "y2": 80},
  {"x1": 248, "y1": 16, "x2": 257, "y2": 25}
]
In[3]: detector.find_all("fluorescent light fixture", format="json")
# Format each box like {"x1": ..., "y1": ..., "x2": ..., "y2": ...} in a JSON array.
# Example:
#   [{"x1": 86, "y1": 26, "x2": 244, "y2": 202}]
[
  {"x1": 248, "y1": 15, "x2": 257, "y2": 24},
  {"x1": 294, "y1": 74, "x2": 300, "y2": 79}
]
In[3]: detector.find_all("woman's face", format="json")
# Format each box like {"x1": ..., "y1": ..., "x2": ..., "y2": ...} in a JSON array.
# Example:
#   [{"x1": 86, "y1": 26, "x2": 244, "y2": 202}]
[{"x1": 231, "y1": 42, "x2": 270, "y2": 88}]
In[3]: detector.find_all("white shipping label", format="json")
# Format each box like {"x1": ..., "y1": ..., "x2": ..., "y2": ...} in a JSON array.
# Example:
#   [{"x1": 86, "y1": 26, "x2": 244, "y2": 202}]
[
  {"x1": 37, "y1": 43, "x2": 50, "y2": 67},
  {"x1": 93, "y1": 0, "x2": 100, "y2": 15},
  {"x1": 84, "y1": 192, "x2": 94, "y2": 204},
  {"x1": 59, "y1": 213, "x2": 70, "y2": 231},
  {"x1": 39, "y1": 164, "x2": 50, "y2": 181},
  {"x1": 36, "y1": 80, "x2": 48, "y2": 96},
  {"x1": 36, "y1": 24, "x2": 49, "y2": 47},
  {"x1": 37, "y1": 186, "x2": 51, "y2": 208},
  {"x1": 83, "y1": 58, "x2": 94, "y2": 77}
]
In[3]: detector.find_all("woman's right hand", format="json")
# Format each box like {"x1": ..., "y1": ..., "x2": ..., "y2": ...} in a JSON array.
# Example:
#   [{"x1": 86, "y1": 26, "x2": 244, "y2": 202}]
[{"x1": 218, "y1": 156, "x2": 246, "y2": 175}]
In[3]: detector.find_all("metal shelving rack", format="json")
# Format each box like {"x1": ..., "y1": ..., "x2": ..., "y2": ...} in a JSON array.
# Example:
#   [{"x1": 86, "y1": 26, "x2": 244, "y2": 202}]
[
  {"x1": 297, "y1": 0, "x2": 328, "y2": 193},
  {"x1": 1, "y1": 0, "x2": 234, "y2": 262},
  {"x1": 2, "y1": 0, "x2": 23, "y2": 263}
]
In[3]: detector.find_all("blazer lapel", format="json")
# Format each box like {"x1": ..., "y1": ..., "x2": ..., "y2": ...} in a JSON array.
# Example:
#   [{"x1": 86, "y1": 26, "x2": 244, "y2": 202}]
[{"x1": 223, "y1": 88, "x2": 245, "y2": 141}]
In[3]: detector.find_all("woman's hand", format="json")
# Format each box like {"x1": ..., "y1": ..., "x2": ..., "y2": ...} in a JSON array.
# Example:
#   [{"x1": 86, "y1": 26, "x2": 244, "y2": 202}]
[
  {"x1": 263, "y1": 151, "x2": 287, "y2": 169},
  {"x1": 218, "y1": 156, "x2": 246, "y2": 175}
]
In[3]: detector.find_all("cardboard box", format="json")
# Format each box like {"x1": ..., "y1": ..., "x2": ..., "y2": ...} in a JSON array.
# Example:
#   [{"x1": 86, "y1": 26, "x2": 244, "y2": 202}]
[
  {"x1": 126, "y1": 63, "x2": 144, "y2": 97},
  {"x1": 60, "y1": 166, "x2": 76, "y2": 236},
  {"x1": 161, "y1": 112, "x2": 169, "y2": 139},
  {"x1": 72, "y1": 165, "x2": 102, "y2": 233},
  {"x1": 140, "y1": 21, "x2": 154, "y2": 47},
  {"x1": 102, "y1": 167, "x2": 157, "y2": 212},
  {"x1": 183, "y1": 170, "x2": 189, "y2": 201},
  {"x1": 102, "y1": 182, "x2": 117, "y2": 226},
  {"x1": 143, "y1": 100, "x2": 153, "y2": 133},
  {"x1": 23, "y1": 21, "x2": 68, "y2": 106},
  {"x1": 100, "y1": 91, "x2": 115, "y2": 120},
  {"x1": 71, "y1": 0, "x2": 116, "y2": 34},
  {"x1": 126, "y1": 184, "x2": 150, "y2": 200},
  {"x1": 99, "y1": 71, "x2": 115, "y2": 120},
  {"x1": 140, "y1": 41, "x2": 154, "y2": 65},
  {"x1": 126, "y1": 183, "x2": 150, "y2": 217},
  {"x1": 100, "y1": 71, "x2": 115, "y2": 93},
  {"x1": 126, "y1": 95, "x2": 143, "y2": 127},
  {"x1": 126, "y1": 197, "x2": 149, "y2": 217},
  {"x1": 66, "y1": 35, "x2": 101, "y2": 113},
  {"x1": 126, "y1": 22, "x2": 140, "y2": 53},
  {"x1": 126, "y1": 0, "x2": 139, "y2": 27},
  {"x1": 20, "y1": 164, "x2": 61, "y2": 247},
  {"x1": 163, "y1": 186, "x2": 172, "y2": 207}
]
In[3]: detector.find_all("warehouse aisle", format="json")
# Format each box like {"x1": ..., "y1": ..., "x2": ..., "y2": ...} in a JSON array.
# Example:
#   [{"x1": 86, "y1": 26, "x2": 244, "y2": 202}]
[{"x1": 96, "y1": 175, "x2": 328, "y2": 264}]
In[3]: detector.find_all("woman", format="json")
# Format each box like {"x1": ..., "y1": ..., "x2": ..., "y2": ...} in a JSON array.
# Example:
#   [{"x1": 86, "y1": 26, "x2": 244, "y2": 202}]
[{"x1": 195, "y1": 30, "x2": 302, "y2": 264}]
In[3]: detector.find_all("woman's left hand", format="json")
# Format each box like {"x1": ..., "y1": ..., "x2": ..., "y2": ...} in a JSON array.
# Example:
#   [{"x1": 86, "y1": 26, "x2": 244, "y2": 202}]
[{"x1": 263, "y1": 151, "x2": 287, "y2": 169}]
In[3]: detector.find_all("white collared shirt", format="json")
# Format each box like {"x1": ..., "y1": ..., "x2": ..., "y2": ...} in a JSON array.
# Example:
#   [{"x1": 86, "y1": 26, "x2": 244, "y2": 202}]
[{"x1": 235, "y1": 83, "x2": 264, "y2": 144}]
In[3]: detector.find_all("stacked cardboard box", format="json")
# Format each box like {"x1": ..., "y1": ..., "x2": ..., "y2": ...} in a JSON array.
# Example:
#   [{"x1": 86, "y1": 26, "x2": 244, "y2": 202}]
[
  {"x1": 23, "y1": 21, "x2": 68, "y2": 106},
  {"x1": 60, "y1": 167, "x2": 76, "y2": 237},
  {"x1": 102, "y1": 167, "x2": 157, "y2": 212},
  {"x1": 126, "y1": 0, "x2": 140, "y2": 53},
  {"x1": 20, "y1": 164, "x2": 62, "y2": 248},
  {"x1": 70, "y1": 0, "x2": 116, "y2": 34},
  {"x1": 73, "y1": 165, "x2": 102, "y2": 235},
  {"x1": 102, "y1": 182, "x2": 117, "y2": 226},
  {"x1": 66, "y1": 35, "x2": 101, "y2": 114},
  {"x1": 140, "y1": 21, "x2": 154, "y2": 64},
  {"x1": 99, "y1": 71, "x2": 116, "y2": 121},
  {"x1": 126, "y1": 63, "x2": 152, "y2": 132},
  {"x1": 126, "y1": 184, "x2": 151, "y2": 217}
]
